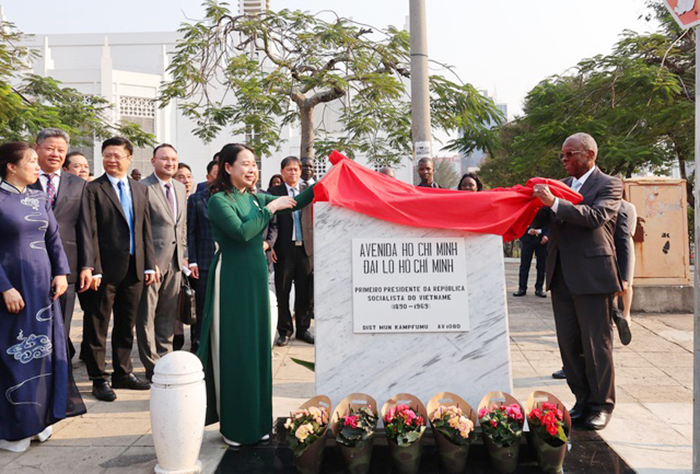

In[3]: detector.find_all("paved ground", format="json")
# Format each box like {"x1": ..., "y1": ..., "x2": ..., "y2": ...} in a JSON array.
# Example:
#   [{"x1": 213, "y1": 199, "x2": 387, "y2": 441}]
[{"x1": 0, "y1": 259, "x2": 693, "y2": 473}]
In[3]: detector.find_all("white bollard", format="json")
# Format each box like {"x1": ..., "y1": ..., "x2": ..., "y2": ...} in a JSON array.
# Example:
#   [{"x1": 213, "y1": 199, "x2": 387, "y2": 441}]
[{"x1": 150, "y1": 351, "x2": 206, "y2": 474}]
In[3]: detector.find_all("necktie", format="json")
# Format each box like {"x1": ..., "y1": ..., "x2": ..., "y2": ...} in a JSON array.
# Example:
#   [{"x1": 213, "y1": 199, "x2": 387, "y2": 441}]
[
  {"x1": 164, "y1": 183, "x2": 176, "y2": 218},
  {"x1": 571, "y1": 179, "x2": 582, "y2": 193},
  {"x1": 118, "y1": 180, "x2": 135, "y2": 255},
  {"x1": 291, "y1": 187, "x2": 302, "y2": 242},
  {"x1": 44, "y1": 173, "x2": 56, "y2": 207}
]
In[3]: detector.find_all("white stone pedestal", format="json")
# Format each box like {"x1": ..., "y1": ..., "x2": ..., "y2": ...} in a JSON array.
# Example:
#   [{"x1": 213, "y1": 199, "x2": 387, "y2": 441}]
[{"x1": 314, "y1": 203, "x2": 512, "y2": 409}]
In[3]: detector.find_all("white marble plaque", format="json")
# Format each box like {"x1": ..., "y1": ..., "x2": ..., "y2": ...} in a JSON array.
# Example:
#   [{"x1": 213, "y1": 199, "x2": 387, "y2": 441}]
[
  {"x1": 352, "y1": 238, "x2": 469, "y2": 333},
  {"x1": 315, "y1": 203, "x2": 513, "y2": 409}
]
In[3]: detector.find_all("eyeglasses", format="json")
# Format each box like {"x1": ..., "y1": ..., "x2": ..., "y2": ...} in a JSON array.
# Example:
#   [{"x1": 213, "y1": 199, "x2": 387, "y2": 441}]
[{"x1": 559, "y1": 150, "x2": 588, "y2": 159}]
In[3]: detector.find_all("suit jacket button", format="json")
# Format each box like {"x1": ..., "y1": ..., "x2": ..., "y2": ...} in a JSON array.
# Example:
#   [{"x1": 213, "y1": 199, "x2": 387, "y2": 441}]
[{"x1": 172, "y1": 241, "x2": 176, "y2": 244}]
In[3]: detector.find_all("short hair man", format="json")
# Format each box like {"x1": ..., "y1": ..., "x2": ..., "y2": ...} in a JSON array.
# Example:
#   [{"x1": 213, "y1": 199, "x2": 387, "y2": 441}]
[
  {"x1": 186, "y1": 157, "x2": 218, "y2": 351},
  {"x1": 136, "y1": 144, "x2": 188, "y2": 381},
  {"x1": 532, "y1": 132, "x2": 622, "y2": 431},
  {"x1": 417, "y1": 157, "x2": 440, "y2": 188},
  {"x1": 195, "y1": 156, "x2": 220, "y2": 194},
  {"x1": 131, "y1": 168, "x2": 142, "y2": 181},
  {"x1": 378, "y1": 166, "x2": 395, "y2": 178},
  {"x1": 301, "y1": 157, "x2": 315, "y2": 185},
  {"x1": 174, "y1": 162, "x2": 194, "y2": 196},
  {"x1": 83, "y1": 137, "x2": 156, "y2": 401},
  {"x1": 30, "y1": 128, "x2": 95, "y2": 360},
  {"x1": 268, "y1": 156, "x2": 314, "y2": 346},
  {"x1": 63, "y1": 151, "x2": 90, "y2": 181}
]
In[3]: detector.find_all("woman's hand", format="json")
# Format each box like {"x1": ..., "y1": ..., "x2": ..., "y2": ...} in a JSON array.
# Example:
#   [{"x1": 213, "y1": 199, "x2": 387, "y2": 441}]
[
  {"x1": 3, "y1": 288, "x2": 25, "y2": 313},
  {"x1": 266, "y1": 196, "x2": 297, "y2": 214},
  {"x1": 52, "y1": 275, "x2": 68, "y2": 300}
]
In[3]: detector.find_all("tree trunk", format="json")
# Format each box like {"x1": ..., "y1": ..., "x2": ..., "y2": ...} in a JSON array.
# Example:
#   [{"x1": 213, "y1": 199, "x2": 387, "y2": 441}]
[
  {"x1": 299, "y1": 104, "x2": 314, "y2": 160},
  {"x1": 675, "y1": 142, "x2": 694, "y2": 208}
]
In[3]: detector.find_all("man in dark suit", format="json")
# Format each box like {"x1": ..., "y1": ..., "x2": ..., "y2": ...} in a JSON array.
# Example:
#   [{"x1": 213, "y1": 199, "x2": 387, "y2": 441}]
[
  {"x1": 83, "y1": 137, "x2": 156, "y2": 401},
  {"x1": 532, "y1": 132, "x2": 622, "y2": 431},
  {"x1": 137, "y1": 144, "x2": 188, "y2": 380},
  {"x1": 31, "y1": 129, "x2": 95, "y2": 359},
  {"x1": 186, "y1": 159, "x2": 219, "y2": 352},
  {"x1": 513, "y1": 207, "x2": 550, "y2": 298},
  {"x1": 268, "y1": 156, "x2": 314, "y2": 346}
]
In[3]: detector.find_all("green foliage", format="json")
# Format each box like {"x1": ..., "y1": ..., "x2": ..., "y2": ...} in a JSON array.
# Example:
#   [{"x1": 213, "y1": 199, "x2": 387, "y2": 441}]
[
  {"x1": 335, "y1": 406, "x2": 378, "y2": 448},
  {"x1": 161, "y1": 2, "x2": 503, "y2": 165},
  {"x1": 290, "y1": 357, "x2": 315, "y2": 372},
  {"x1": 0, "y1": 22, "x2": 155, "y2": 147},
  {"x1": 481, "y1": 0, "x2": 695, "y2": 207},
  {"x1": 478, "y1": 404, "x2": 524, "y2": 448}
]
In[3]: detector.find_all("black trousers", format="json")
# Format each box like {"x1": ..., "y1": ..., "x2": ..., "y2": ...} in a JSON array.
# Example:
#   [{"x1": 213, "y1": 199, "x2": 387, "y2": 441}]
[
  {"x1": 518, "y1": 239, "x2": 547, "y2": 292},
  {"x1": 274, "y1": 246, "x2": 311, "y2": 337},
  {"x1": 550, "y1": 260, "x2": 615, "y2": 413},
  {"x1": 82, "y1": 256, "x2": 143, "y2": 380},
  {"x1": 58, "y1": 283, "x2": 77, "y2": 359},
  {"x1": 190, "y1": 269, "x2": 209, "y2": 351}
]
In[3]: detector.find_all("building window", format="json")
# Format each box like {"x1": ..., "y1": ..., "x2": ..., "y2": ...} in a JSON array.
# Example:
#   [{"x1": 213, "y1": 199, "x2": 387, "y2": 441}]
[
  {"x1": 314, "y1": 159, "x2": 327, "y2": 178},
  {"x1": 120, "y1": 96, "x2": 156, "y2": 175}
]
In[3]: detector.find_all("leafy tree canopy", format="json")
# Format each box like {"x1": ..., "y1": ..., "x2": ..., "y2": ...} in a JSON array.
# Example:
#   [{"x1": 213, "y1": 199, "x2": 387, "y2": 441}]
[
  {"x1": 160, "y1": 1, "x2": 504, "y2": 166},
  {"x1": 0, "y1": 21, "x2": 155, "y2": 147},
  {"x1": 481, "y1": 0, "x2": 695, "y2": 206}
]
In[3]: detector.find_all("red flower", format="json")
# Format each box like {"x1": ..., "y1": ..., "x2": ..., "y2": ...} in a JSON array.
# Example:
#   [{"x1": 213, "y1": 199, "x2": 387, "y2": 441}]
[{"x1": 345, "y1": 415, "x2": 359, "y2": 429}]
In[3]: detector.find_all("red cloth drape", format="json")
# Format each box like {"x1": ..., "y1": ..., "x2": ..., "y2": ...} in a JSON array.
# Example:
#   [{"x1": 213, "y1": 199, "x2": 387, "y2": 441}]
[{"x1": 313, "y1": 151, "x2": 583, "y2": 241}]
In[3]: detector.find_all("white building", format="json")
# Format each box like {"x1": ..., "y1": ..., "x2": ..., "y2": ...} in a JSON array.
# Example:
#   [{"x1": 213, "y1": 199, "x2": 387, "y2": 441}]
[{"x1": 19, "y1": 26, "x2": 414, "y2": 185}]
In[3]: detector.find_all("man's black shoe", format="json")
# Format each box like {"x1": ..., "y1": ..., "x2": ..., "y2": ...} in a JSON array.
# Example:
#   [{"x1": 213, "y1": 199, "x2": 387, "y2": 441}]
[
  {"x1": 512, "y1": 289, "x2": 526, "y2": 297},
  {"x1": 296, "y1": 331, "x2": 315, "y2": 345},
  {"x1": 613, "y1": 311, "x2": 632, "y2": 346},
  {"x1": 276, "y1": 335, "x2": 290, "y2": 347},
  {"x1": 551, "y1": 368, "x2": 566, "y2": 379},
  {"x1": 92, "y1": 379, "x2": 116, "y2": 402},
  {"x1": 535, "y1": 290, "x2": 547, "y2": 298},
  {"x1": 584, "y1": 410, "x2": 612, "y2": 430},
  {"x1": 568, "y1": 404, "x2": 587, "y2": 424},
  {"x1": 111, "y1": 373, "x2": 151, "y2": 390}
]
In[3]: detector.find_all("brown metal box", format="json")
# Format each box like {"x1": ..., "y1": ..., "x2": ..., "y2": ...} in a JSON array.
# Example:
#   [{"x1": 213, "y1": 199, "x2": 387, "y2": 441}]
[{"x1": 624, "y1": 178, "x2": 690, "y2": 285}]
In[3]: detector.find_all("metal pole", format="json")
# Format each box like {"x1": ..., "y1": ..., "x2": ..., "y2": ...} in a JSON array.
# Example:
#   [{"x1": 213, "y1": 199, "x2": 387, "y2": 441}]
[
  {"x1": 694, "y1": 24, "x2": 700, "y2": 474},
  {"x1": 409, "y1": 0, "x2": 432, "y2": 162}
]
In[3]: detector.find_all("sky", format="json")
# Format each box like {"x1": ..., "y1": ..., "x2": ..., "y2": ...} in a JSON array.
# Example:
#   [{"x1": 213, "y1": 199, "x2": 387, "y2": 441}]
[{"x1": 4, "y1": 0, "x2": 659, "y2": 119}]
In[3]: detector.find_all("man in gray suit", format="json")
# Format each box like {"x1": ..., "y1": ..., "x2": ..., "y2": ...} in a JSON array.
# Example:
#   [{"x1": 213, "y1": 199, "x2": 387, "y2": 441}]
[
  {"x1": 136, "y1": 144, "x2": 188, "y2": 380},
  {"x1": 532, "y1": 132, "x2": 622, "y2": 431},
  {"x1": 31, "y1": 129, "x2": 95, "y2": 358}
]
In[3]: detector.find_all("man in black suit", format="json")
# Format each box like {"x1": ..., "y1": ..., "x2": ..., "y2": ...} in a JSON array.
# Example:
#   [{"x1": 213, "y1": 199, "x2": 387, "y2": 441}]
[
  {"x1": 532, "y1": 132, "x2": 622, "y2": 431},
  {"x1": 513, "y1": 207, "x2": 550, "y2": 298},
  {"x1": 31, "y1": 129, "x2": 95, "y2": 358},
  {"x1": 83, "y1": 137, "x2": 156, "y2": 401},
  {"x1": 268, "y1": 156, "x2": 314, "y2": 346}
]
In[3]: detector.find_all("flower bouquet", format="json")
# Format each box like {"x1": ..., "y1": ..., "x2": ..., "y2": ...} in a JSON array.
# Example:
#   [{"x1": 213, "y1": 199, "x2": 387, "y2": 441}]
[
  {"x1": 427, "y1": 392, "x2": 476, "y2": 474},
  {"x1": 477, "y1": 392, "x2": 525, "y2": 474},
  {"x1": 381, "y1": 393, "x2": 428, "y2": 474},
  {"x1": 526, "y1": 391, "x2": 571, "y2": 474},
  {"x1": 331, "y1": 393, "x2": 378, "y2": 474},
  {"x1": 284, "y1": 395, "x2": 331, "y2": 474}
]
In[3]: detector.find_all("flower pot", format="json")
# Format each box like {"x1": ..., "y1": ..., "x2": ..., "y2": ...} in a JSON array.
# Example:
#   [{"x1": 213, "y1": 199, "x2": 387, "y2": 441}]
[
  {"x1": 387, "y1": 436, "x2": 423, "y2": 474},
  {"x1": 338, "y1": 438, "x2": 375, "y2": 474},
  {"x1": 331, "y1": 393, "x2": 378, "y2": 474},
  {"x1": 427, "y1": 392, "x2": 476, "y2": 474},
  {"x1": 524, "y1": 391, "x2": 571, "y2": 474},
  {"x1": 433, "y1": 429, "x2": 471, "y2": 474},
  {"x1": 530, "y1": 432, "x2": 567, "y2": 474},
  {"x1": 381, "y1": 393, "x2": 428, "y2": 474},
  {"x1": 294, "y1": 433, "x2": 326, "y2": 474},
  {"x1": 482, "y1": 434, "x2": 520, "y2": 474}
]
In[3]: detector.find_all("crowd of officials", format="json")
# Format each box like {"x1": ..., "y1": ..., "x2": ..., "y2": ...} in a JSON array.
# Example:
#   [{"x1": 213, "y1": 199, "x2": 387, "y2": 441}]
[{"x1": 0, "y1": 129, "x2": 634, "y2": 449}]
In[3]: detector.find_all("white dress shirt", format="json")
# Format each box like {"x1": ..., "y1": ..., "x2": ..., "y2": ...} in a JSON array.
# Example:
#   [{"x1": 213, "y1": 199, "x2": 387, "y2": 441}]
[
  {"x1": 552, "y1": 166, "x2": 596, "y2": 214},
  {"x1": 39, "y1": 168, "x2": 62, "y2": 193}
]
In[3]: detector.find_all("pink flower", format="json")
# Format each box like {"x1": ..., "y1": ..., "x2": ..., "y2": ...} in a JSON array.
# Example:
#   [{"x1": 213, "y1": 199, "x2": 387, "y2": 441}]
[
  {"x1": 384, "y1": 407, "x2": 396, "y2": 423},
  {"x1": 478, "y1": 407, "x2": 489, "y2": 418},
  {"x1": 416, "y1": 416, "x2": 424, "y2": 426},
  {"x1": 345, "y1": 415, "x2": 359, "y2": 429},
  {"x1": 506, "y1": 404, "x2": 523, "y2": 421},
  {"x1": 490, "y1": 420, "x2": 497, "y2": 428}
]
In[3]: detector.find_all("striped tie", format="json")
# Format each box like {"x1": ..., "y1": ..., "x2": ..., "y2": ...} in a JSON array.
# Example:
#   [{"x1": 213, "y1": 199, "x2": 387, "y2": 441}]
[{"x1": 44, "y1": 173, "x2": 56, "y2": 207}]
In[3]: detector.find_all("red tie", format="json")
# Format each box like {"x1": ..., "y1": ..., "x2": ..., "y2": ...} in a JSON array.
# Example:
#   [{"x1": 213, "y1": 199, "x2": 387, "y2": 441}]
[{"x1": 44, "y1": 173, "x2": 56, "y2": 207}]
